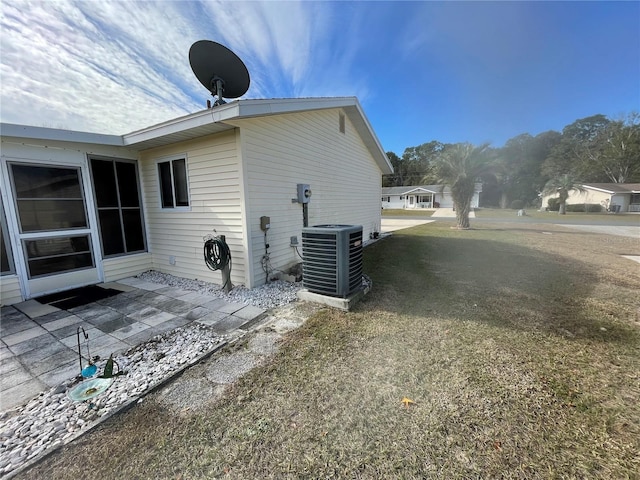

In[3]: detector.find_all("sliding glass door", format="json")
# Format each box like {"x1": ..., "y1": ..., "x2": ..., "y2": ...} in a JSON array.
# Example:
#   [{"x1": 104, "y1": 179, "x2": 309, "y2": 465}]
[{"x1": 9, "y1": 162, "x2": 101, "y2": 296}]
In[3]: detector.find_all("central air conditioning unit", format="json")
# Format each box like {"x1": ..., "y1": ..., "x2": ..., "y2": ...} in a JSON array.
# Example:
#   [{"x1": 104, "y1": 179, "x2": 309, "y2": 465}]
[{"x1": 302, "y1": 224, "x2": 363, "y2": 298}]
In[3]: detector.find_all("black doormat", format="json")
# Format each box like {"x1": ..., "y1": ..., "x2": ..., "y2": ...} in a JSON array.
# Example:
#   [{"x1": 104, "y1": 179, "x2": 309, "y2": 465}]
[{"x1": 36, "y1": 285, "x2": 122, "y2": 310}]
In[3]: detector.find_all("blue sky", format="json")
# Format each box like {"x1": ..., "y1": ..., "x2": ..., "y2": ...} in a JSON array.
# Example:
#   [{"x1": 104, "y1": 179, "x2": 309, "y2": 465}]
[{"x1": 1, "y1": 1, "x2": 638, "y2": 156}]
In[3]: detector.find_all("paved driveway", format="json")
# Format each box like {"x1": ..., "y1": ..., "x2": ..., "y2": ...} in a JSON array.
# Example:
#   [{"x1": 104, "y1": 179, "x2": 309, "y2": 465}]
[{"x1": 381, "y1": 218, "x2": 435, "y2": 233}]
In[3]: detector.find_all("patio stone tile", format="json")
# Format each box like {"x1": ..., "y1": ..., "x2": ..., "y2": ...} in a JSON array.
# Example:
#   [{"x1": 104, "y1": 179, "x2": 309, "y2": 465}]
[
  {"x1": 139, "y1": 311, "x2": 176, "y2": 327},
  {"x1": 50, "y1": 321, "x2": 89, "y2": 340},
  {"x1": 13, "y1": 300, "x2": 60, "y2": 318},
  {"x1": 17, "y1": 341, "x2": 74, "y2": 366},
  {"x1": 232, "y1": 305, "x2": 266, "y2": 321},
  {"x1": 28, "y1": 348, "x2": 77, "y2": 376},
  {"x1": 2, "y1": 325, "x2": 48, "y2": 346},
  {"x1": 91, "y1": 338, "x2": 130, "y2": 359},
  {"x1": 95, "y1": 316, "x2": 136, "y2": 334},
  {"x1": 0, "y1": 346, "x2": 14, "y2": 361},
  {"x1": 138, "y1": 292, "x2": 172, "y2": 307},
  {"x1": 0, "y1": 378, "x2": 47, "y2": 412},
  {"x1": 215, "y1": 301, "x2": 247, "y2": 315},
  {"x1": 204, "y1": 314, "x2": 249, "y2": 334},
  {"x1": 0, "y1": 315, "x2": 37, "y2": 337},
  {"x1": 71, "y1": 304, "x2": 116, "y2": 322},
  {"x1": 119, "y1": 289, "x2": 147, "y2": 300},
  {"x1": 183, "y1": 306, "x2": 211, "y2": 321},
  {"x1": 60, "y1": 327, "x2": 106, "y2": 349},
  {"x1": 121, "y1": 327, "x2": 161, "y2": 346},
  {"x1": 154, "y1": 299, "x2": 194, "y2": 315},
  {"x1": 31, "y1": 309, "x2": 71, "y2": 325},
  {"x1": 0, "y1": 364, "x2": 33, "y2": 390},
  {"x1": 200, "y1": 298, "x2": 229, "y2": 311},
  {"x1": 154, "y1": 286, "x2": 191, "y2": 298},
  {"x1": 96, "y1": 294, "x2": 129, "y2": 308},
  {"x1": 110, "y1": 322, "x2": 153, "y2": 341},
  {"x1": 127, "y1": 306, "x2": 162, "y2": 321},
  {"x1": 101, "y1": 282, "x2": 136, "y2": 292},
  {"x1": 85, "y1": 309, "x2": 126, "y2": 327},
  {"x1": 41, "y1": 360, "x2": 79, "y2": 388},
  {"x1": 7, "y1": 333, "x2": 58, "y2": 356},
  {"x1": 0, "y1": 356, "x2": 23, "y2": 374},
  {"x1": 195, "y1": 311, "x2": 229, "y2": 327},
  {"x1": 42, "y1": 315, "x2": 85, "y2": 332},
  {"x1": 176, "y1": 292, "x2": 215, "y2": 305},
  {"x1": 114, "y1": 276, "x2": 145, "y2": 287},
  {"x1": 132, "y1": 281, "x2": 165, "y2": 291},
  {"x1": 110, "y1": 300, "x2": 148, "y2": 316},
  {"x1": 153, "y1": 317, "x2": 190, "y2": 335},
  {"x1": 1, "y1": 306, "x2": 23, "y2": 321}
]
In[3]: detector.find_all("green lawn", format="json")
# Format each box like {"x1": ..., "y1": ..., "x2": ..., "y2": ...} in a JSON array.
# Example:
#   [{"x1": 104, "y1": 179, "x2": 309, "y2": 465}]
[
  {"x1": 22, "y1": 223, "x2": 640, "y2": 479},
  {"x1": 382, "y1": 208, "x2": 434, "y2": 217},
  {"x1": 476, "y1": 207, "x2": 639, "y2": 223}
]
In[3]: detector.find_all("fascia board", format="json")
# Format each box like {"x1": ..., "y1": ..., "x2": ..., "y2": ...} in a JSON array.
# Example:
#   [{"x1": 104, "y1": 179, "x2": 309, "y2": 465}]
[
  {"x1": 582, "y1": 185, "x2": 616, "y2": 194},
  {"x1": 0, "y1": 123, "x2": 123, "y2": 146}
]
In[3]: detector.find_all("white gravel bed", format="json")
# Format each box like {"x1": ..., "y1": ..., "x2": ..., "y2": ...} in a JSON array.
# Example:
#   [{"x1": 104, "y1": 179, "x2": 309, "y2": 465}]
[
  {"x1": 137, "y1": 270, "x2": 302, "y2": 309},
  {"x1": 0, "y1": 323, "x2": 223, "y2": 478}
]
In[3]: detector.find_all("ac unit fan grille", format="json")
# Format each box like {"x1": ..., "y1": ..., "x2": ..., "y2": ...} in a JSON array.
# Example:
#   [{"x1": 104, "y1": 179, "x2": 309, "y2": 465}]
[{"x1": 302, "y1": 225, "x2": 363, "y2": 298}]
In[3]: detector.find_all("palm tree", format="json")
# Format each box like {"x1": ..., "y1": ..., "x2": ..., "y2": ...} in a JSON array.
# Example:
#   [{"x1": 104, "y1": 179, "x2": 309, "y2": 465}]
[
  {"x1": 431, "y1": 142, "x2": 494, "y2": 229},
  {"x1": 542, "y1": 174, "x2": 586, "y2": 214}
]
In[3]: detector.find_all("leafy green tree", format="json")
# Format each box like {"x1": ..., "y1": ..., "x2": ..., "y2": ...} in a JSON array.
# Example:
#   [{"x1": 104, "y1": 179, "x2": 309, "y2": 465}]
[
  {"x1": 432, "y1": 142, "x2": 494, "y2": 229},
  {"x1": 542, "y1": 174, "x2": 586, "y2": 215},
  {"x1": 383, "y1": 142, "x2": 444, "y2": 186},
  {"x1": 542, "y1": 115, "x2": 610, "y2": 180},
  {"x1": 590, "y1": 113, "x2": 640, "y2": 183}
]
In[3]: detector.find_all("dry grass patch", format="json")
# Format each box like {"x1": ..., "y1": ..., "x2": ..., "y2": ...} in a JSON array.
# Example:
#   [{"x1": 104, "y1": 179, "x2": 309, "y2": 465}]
[{"x1": 19, "y1": 223, "x2": 640, "y2": 479}]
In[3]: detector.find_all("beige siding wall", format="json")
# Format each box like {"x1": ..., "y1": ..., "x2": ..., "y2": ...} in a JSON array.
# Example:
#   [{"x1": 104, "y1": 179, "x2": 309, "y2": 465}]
[
  {"x1": 138, "y1": 130, "x2": 247, "y2": 286},
  {"x1": 102, "y1": 253, "x2": 153, "y2": 282},
  {"x1": 541, "y1": 189, "x2": 610, "y2": 210},
  {"x1": 237, "y1": 108, "x2": 383, "y2": 287},
  {"x1": 0, "y1": 275, "x2": 22, "y2": 306}
]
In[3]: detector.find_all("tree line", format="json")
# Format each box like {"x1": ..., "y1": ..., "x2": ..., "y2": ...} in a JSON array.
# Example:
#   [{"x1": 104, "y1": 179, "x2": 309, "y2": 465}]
[{"x1": 384, "y1": 112, "x2": 640, "y2": 209}]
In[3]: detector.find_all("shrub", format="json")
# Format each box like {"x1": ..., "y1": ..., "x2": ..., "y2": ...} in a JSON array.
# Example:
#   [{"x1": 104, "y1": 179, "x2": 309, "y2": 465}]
[
  {"x1": 566, "y1": 203, "x2": 603, "y2": 213},
  {"x1": 510, "y1": 199, "x2": 525, "y2": 210},
  {"x1": 547, "y1": 198, "x2": 560, "y2": 211}
]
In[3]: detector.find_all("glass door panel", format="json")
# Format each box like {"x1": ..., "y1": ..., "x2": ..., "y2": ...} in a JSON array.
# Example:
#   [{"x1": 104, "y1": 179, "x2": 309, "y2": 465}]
[{"x1": 9, "y1": 162, "x2": 101, "y2": 296}]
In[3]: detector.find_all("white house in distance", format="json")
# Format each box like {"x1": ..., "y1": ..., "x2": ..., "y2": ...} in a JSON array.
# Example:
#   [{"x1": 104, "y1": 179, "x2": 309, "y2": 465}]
[
  {"x1": 381, "y1": 184, "x2": 482, "y2": 210},
  {"x1": 540, "y1": 183, "x2": 640, "y2": 212},
  {"x1": 0, "y1": 97, "x2": 393, "y2": 306}
]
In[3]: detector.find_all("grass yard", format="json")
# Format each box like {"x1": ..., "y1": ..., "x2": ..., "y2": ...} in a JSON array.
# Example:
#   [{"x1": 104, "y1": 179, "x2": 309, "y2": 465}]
[
  {"x1": 476, "y1": 207, "x2": 639, "y2": 223},
  {"x1": 382, "y1": 208, "x2": 434, "y2": 217},
  {"x1": 20, "y1": 223, "x2": 640, "y2": 479}
]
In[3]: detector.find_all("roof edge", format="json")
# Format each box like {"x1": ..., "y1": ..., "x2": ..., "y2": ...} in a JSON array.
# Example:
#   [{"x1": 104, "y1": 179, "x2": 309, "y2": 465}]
[{"x1": 0, "y1": 123, "x2": 124, "y2": 146}]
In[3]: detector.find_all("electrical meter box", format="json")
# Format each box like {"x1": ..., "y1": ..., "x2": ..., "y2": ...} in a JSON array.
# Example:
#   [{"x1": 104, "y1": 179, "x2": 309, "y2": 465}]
[
  {"x1": 260, "y1": 216, "x2": 270, "y2": 231},
  {"x1": 297, "y1": 184, "x2": 312, "y2": 204}
]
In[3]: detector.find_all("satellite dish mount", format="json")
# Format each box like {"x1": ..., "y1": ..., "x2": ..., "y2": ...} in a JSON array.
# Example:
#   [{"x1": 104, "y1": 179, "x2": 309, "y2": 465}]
[{"x1": 189, "y1": 40, "x2": 250, "y2": 108}]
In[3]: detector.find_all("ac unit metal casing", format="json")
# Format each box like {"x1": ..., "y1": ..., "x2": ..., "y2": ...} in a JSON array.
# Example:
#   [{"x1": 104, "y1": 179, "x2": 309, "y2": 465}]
[{"x1": 302, "y1": 225, "x2": 363, "y2": 298}]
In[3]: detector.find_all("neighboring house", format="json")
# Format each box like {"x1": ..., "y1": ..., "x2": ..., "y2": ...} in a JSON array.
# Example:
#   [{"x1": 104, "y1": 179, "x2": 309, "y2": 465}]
[
  {"x1": 0, "y1": 97, "x2": 392, "y2": 306},
  {"x1": 540, "y1": 183, "x2": 640, "y2": 212},
  {"x1": 381, "y1": 184, "x2": 482, "y2": 209}
]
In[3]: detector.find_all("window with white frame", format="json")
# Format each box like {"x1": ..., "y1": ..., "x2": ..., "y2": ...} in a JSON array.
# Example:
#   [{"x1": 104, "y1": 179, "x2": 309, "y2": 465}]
[
  {"x1": 158, "y1": 157, "x2": 189, "y2": 208},
  {"x1": 382, "y1": 196, "x2": 391, "y2": 202},
  {"x1": 90, "y1": 157, "x2": 146, "y2": 257}
]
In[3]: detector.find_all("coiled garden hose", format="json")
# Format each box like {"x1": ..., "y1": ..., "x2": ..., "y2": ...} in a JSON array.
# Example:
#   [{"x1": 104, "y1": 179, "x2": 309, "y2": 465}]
[{"x1": 203, "y1": 237, "x2": 232, "y2": 289}]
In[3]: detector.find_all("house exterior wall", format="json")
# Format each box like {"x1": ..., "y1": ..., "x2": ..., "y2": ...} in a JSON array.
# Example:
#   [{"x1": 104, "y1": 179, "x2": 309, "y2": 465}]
[
  {"x1": 382, "y1": 195, "x2": 406, "y2": 209},
  {"x1": 381, "y1": 191, "x2": 479, "y2": 209},
  {"x1": 0, "y1": 275, "x2": 21, "y2": 306},
  {"x1": 102, "y1": 252, "x2": 154, "y2": 282},
  {"x1": 235, "y1": 108, "x2": 384, "y2": 287},
  {"x1": 541, "y1": 188, "x2": 610, "y2": 211},
  {"x1": 138, "y1": 129, "x2": 248, "y2": 287},
  {"x1": 0, "y1": 136, "x2": 147, "y2": 304}
]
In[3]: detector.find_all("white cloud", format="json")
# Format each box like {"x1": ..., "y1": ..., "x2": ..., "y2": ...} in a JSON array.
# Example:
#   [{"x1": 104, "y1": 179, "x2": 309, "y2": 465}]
[{"x1": 0, "y1": 0, "x2": 373, "y2": 134}]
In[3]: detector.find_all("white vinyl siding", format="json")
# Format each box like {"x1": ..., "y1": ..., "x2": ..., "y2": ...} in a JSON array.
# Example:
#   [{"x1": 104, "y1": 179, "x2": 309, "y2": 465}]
[
  {"x1": 139, "y1": 130, "x2": 247, "y2": 287},
  {"x1": 102, "y1": 252, "x2": 153, "y2": 282},
  {"x1": 0, "y1": 275, "x2": 22, "y2": 305},
  {"x1": 237, "y1": 108, "x2": 383, "y2": 286}
]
